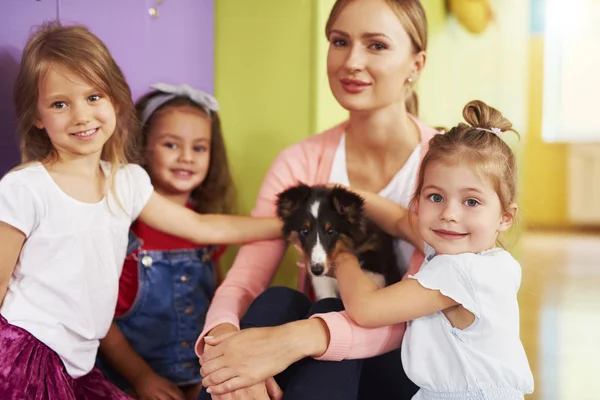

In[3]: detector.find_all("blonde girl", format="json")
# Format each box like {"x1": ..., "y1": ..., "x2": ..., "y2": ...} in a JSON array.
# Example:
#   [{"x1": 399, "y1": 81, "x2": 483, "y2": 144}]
[{"x1": 335, "y1": 100, "x2": 535, "y2": 400}]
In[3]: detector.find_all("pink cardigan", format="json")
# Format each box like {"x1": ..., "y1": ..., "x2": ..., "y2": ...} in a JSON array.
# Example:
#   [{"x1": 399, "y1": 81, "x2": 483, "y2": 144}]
[{"x1": 195, "y1": 117, "x2": 438, "y2": 361}]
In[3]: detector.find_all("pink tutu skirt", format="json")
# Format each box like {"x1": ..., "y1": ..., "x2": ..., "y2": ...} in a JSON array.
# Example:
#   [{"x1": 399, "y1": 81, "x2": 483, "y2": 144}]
[{"x1": 0, "y1": 315, "x2": 132, "y2": 399}]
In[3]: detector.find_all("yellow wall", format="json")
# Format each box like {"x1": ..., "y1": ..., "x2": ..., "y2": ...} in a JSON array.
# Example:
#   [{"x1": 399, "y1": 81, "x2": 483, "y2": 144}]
[{"x1": 521, "y1": 36, "x2": 568, "y2": 228}]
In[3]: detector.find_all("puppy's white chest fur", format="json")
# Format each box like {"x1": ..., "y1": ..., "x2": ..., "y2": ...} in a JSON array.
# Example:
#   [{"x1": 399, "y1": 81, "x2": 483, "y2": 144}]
[
  {"x1": 310, "y1": 275, "x2": 339, "y2": 300},
  {"x1": 310, "y1": 271, "x2": 386, "y2": 301}
]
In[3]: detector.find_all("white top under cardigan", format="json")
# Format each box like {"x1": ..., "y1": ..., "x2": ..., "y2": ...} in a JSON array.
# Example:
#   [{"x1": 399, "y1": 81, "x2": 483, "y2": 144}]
[{"x1": 328, "y1": 133, "x2": 422, "y2": 271}]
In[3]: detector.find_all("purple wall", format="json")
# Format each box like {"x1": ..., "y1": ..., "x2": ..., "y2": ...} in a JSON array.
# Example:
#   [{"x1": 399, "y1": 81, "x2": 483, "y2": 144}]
[
  {"x1": 1, "y1": 1, "x2": 57, "y2": 174},
  {"x1": 0, "y1": 0, "x2": 214, "y2": 174}
]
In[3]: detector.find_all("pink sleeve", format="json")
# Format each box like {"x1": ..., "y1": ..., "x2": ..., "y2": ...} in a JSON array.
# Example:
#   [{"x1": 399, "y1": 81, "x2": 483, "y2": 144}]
[
  {"x1": 309, "y1": 251, "x2": 426, "y2": 361},
  {"x1": 309, "y1": 313, "x2": 405, "y2": 361},
  {"x1": 195, "y1": 145, "x2": 312, "y2": 356}
]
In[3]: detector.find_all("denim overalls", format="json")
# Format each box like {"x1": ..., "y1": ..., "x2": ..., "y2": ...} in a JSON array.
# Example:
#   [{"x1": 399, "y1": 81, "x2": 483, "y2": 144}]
[{"x1": 98, "y1": 230, "x2": 217, "y2": 389}]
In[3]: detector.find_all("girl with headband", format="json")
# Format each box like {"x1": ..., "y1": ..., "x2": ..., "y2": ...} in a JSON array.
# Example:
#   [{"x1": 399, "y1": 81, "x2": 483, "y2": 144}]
[{"x1": 97, "y1": 83, "x2": 236, "y2": 400}]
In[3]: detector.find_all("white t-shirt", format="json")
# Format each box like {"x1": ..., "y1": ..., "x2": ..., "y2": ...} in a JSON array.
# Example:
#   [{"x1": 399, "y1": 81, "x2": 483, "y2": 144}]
[
  {"x1": 0, "y1": 162, "x2": 154, "y2": 378},
  {"x1": 328, "y1": 133, "x2": 421, "y2": 270},
  {"x1": 402, "y1": 245, "x2": 534, "y2": 399}
]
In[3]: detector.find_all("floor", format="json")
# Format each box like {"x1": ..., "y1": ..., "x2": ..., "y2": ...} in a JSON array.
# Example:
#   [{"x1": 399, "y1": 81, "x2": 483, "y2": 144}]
[{"x1": 518, "y1": 232, "x2": 599, "y2": 400}]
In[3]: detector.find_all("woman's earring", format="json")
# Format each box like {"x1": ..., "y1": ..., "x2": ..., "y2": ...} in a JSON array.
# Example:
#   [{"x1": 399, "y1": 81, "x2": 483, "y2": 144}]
[{"x1": 407, "y1": 76, "x2": 414, "y2": 83}]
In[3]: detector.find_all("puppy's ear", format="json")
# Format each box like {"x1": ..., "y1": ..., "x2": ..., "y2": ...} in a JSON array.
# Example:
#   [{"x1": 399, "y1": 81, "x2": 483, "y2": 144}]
[
  {"x1": 276, "y1": 184, "x2": 312, "y2": 219},
  {"x1": 331, "y1": 186, "x2": 364, "y2": 223}
]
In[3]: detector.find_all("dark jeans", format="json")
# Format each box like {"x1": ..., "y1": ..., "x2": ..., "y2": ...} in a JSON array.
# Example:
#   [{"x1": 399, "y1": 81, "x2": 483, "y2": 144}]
[{"x1": 198, "y1": 286, "x2": 417, "y2": 400}]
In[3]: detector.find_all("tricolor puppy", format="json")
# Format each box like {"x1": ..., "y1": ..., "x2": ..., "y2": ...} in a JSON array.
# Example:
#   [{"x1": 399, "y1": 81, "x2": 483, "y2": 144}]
[{"x1": 276, "y1": 184, "x2": 402, "y2": 300}]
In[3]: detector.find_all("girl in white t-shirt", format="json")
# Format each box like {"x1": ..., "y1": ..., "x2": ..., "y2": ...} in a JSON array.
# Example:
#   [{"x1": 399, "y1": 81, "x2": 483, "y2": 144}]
[
  {"x1": 0, "y1": 22, "x2": 280, "y2": 399},
  {"x1": 334, "y1": 100, "x2": 534, "y2": 400}
]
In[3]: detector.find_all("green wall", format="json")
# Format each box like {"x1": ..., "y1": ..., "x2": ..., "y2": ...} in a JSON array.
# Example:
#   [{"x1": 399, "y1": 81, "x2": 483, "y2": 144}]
[{"x1": 214, "y1": 0, "x2": 317, "y2": 287}]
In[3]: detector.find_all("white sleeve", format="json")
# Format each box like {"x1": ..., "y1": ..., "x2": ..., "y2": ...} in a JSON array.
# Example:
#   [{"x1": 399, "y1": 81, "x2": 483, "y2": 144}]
[
  {"x1": 409, "y1": 255, "x2": 479, "y2": 318},
  {"x1": 121, "y1": 164, "x2": 154, "y2": 220},
  {"x1": 0, "y1": 175, "x2": 40, "y2": 237}
]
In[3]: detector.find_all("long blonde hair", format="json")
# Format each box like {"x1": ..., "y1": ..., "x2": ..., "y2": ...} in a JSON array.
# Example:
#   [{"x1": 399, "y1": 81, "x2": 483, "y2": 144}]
[
  {"x1": 13, "y1": 21, "x2": 138, "y2": 201},
  {"x1": 325, "y1": 0, "x2": 428, "y2": 115}
]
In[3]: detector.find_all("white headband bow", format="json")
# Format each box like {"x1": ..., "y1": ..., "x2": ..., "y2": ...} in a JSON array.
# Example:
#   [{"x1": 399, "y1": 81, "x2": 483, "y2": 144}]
[{"x1": 140, "y1": 83, "x2": 220, "y2": 125}]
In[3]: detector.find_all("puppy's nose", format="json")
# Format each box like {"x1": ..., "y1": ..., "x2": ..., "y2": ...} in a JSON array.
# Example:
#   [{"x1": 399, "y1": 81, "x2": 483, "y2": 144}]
[{"x1": 311, "y1": 264, "x2": 325, "y2": 276}]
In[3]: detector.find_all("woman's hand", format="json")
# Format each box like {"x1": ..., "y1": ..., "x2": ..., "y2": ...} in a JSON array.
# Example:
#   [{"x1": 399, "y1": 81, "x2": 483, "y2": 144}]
[
  {"x1": 203, "y1": 323, "x2": 239, "y2": 352},
  {"x1": 202, "y1": 324, "x2": 284, "y2": 398},
  {"x1": 132, "y1": 371, "x2": 185, "y2": 400},
  {"x1": 200, "y1": 327, "x2": 296, "y2": 395},
  {"x1": 200, "y1": 320, "x2": 329, "y2": 395},
  {"x1": 207, "y1": 378, "x2": 282, "y2": 400}
]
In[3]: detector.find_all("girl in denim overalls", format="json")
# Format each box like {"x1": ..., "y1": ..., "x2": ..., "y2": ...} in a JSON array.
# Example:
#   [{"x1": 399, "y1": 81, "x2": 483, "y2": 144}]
[{"x1": 98, "y1": 83, "x2": 236, "y2": 400}]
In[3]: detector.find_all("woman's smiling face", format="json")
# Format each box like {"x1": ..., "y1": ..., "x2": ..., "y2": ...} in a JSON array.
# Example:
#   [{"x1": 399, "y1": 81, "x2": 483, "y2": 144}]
[{"x1": 326, "y1": 0, "x2": 425, "y2": 112}]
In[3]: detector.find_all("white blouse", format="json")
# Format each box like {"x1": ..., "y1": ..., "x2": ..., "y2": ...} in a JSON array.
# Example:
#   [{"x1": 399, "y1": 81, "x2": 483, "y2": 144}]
[{"x1": 402, "y1": 246, "x2": 534, "y2": 399}]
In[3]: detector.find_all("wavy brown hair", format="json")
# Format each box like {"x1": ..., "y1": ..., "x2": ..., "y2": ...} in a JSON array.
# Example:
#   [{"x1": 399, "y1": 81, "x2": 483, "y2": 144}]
[
  {"x1": 135, "y1": 93, "x2": 236, "y2": 215},
  {"x1": 411, "y1": 100, "x2": 520, "y2": 219},
  {"x1": 13, "y1": 21, "x2": 138, "y2": 201},
  {"x1": 325, "y1": 0, "x2": 428, "y2": 116}
]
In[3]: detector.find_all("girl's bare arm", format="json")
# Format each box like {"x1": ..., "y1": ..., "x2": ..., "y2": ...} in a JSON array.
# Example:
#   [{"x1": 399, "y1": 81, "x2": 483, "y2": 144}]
[
  {"x1": 0, "y1": 222, "x2": 25, "y2": 306},
  {"x1": 335, "y1": 252, "x2": 457, "y2": 328},
  {"x1": 348, "y1": 188, "x2": 423, "y2": 253},
  {"x1": 138, "y1": 192, "x2": 282, "y2": 245}
]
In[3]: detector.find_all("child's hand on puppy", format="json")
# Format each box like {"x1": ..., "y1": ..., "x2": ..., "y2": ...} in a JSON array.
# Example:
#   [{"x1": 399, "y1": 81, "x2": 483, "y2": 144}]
[
  {"x1": 293, "y1": 244, "x2": 309, "y2": 270},
  {"x1": 332, "y1": 251, "x2": 360, "y2": 279}
]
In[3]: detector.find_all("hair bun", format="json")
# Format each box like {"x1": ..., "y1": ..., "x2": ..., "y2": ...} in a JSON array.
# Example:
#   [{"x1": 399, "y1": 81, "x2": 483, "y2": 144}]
[{"x1": 462, "y1": 100, "x2": 515, "y2": 135}]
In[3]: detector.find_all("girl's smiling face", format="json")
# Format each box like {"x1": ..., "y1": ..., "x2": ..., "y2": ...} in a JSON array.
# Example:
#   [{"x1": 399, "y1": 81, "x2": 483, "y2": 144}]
[
  {"x1": 35, "y1": 65, "x2": 116, "y2": 160},
  {"x1": 144, "y1": 105, "x2": 212, "y2": 201},
  {"x1": 417, "y1": 161, "x2": 516, "y2": 255}
]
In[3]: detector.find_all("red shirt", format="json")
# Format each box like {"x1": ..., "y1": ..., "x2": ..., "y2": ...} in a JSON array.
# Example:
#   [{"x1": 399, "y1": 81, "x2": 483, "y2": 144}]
[{"x1": 115, "y1": 215, "x2": 226, "y2": 317}]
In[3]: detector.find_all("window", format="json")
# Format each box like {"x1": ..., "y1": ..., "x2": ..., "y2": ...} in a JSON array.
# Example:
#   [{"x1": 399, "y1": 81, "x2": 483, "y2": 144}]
[{"x1": 542, "y1": 0, "x2": 600, "y2": 142}]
